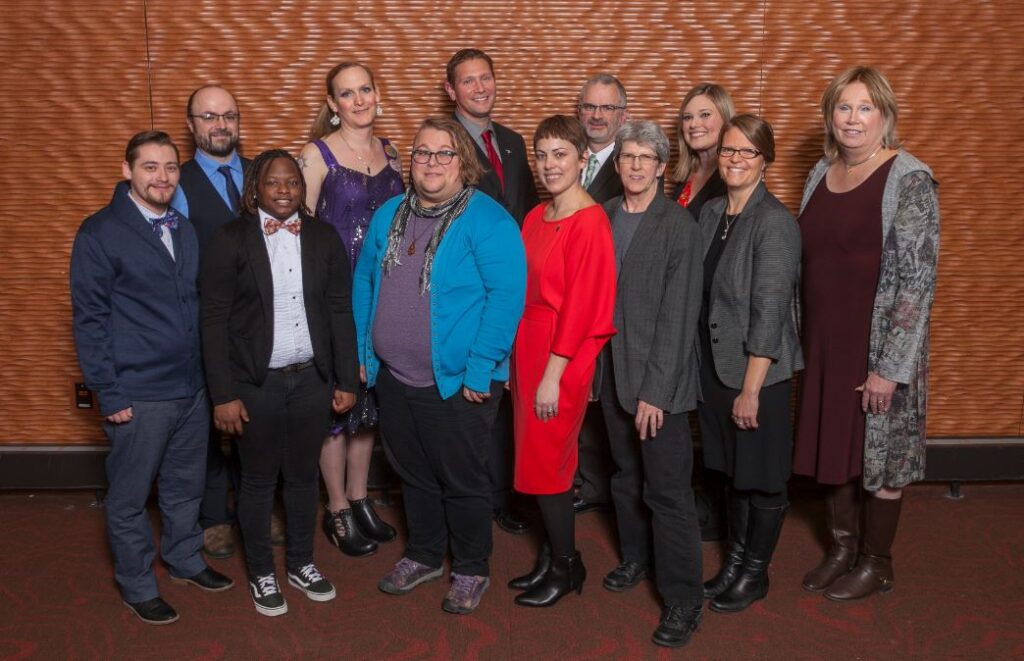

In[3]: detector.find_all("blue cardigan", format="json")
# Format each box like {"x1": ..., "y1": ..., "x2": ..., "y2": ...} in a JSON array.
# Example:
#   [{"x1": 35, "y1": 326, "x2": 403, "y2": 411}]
[
  {"x1": 353, "y1": 190, "x2": 526, "y2": 398},
  {"x1": 70, "y1": 181, "x2": 205, "y2": 415}
]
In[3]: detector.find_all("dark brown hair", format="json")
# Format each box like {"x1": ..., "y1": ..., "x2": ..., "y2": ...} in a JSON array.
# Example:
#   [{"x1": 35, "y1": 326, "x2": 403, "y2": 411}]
[
  {"x1": 533, "y1": 115, "x2": 587, "y2": 158},
  {"x1": 718, "y1": 113, "x2": 775, "y2": 165},
  {"x1": 445, "y1": 48, "x2": 494, "y2": 86},
  {"x1": 124, "y1": 130, "x2": 179, "y2": 166}
]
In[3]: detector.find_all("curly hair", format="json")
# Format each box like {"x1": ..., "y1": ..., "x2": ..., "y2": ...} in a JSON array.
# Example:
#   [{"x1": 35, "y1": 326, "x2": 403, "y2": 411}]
[{"x1": 239, "y1": 149, "x2": 311, "y2": 217}]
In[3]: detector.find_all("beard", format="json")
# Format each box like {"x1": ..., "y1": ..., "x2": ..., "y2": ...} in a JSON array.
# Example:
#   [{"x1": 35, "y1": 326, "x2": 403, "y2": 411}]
[{"x1": 196, "y1": 129, "x2": 238, "y2": 158}]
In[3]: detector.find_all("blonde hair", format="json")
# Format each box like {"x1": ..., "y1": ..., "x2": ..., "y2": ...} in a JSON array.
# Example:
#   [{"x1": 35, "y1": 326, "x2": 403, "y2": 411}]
[
  {"x1": 672, "y1": 83, "x2": 735, "y2": 182},
  {"x1": 307, "y1": 62, "x2": 378, "y2": 142},
  {"x1": 821, "y1": 66, "x2": 901, "y2": 161}
]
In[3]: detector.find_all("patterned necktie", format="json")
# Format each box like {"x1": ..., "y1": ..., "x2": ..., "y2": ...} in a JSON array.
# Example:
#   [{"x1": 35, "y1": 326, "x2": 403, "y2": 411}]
[
  {"x1": 582, "y1": 154, "x2": 600, "y2": 189},
  {"x1": 151, "y1": 212, "x2": 179, "y2": 238},
  {"x1": 482, "y1": 129, "x2": 505, "y2": 192},
  {"x1": 218, "y1": 165, "x2": 241, "y2": 215},
  {"x1": 264, "y1": 218, "x2": 302, "y2": 236}
]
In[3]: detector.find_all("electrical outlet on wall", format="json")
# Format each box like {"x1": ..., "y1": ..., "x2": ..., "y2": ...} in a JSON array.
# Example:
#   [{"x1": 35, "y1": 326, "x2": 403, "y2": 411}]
[{"x1": 74, "y1": 382, "x2": 94, "y2": 409}]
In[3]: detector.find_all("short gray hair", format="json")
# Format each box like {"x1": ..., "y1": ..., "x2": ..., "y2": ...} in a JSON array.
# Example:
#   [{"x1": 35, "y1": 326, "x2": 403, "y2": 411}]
[
  {"x1": 579, "y1": 73, "x2": 627, "y2": 107},
  {"x1": 615, "y1": 120, "x2": 670, "y2": 163}
]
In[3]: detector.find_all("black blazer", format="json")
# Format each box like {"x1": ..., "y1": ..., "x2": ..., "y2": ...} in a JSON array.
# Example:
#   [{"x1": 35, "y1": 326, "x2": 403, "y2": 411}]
[
  {"x1": 199, "y1": 212, "x2": 360, "y2": 405},
  {"x1": 672, "y1": 169, "x2": 726, "y2": 226},
  {"x1": 586, "y1": 148, "x2": 624, "y2": 204},
  {"x1": 468, "y1": 119, "x2": 539, "y2": 225},
  {"x1": 599, "y1": 194, "x2": 703, "y2": 414}
]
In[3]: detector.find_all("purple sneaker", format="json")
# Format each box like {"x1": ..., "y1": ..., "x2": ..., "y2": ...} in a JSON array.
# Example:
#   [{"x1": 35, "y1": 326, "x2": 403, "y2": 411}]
[
  {"x1": 442, "y1": 574, "x2": 491, "y2": 614},
  {"x1": 378, "y1": 558, "x2": 444, "y2": 595}
]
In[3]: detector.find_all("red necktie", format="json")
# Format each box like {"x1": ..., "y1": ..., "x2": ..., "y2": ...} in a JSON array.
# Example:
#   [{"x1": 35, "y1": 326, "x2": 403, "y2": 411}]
[
  {"x1": 264, "y1": 218, "x2": 302, "y2": 235},
  {"x1": 482, "y1": 129, "x2": 505, "y2": 192}
]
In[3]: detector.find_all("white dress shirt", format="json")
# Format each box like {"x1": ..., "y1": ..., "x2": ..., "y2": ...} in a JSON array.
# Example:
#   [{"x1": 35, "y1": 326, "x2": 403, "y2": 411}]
[
  {"x1": 582, "y1": 142, "x2": 616, "y2": 186},
  {"x1": 129, "y1": 193, "x2": 174, "y2": 260},
  {"x1": 259, "y1": 210, "x2": 315, "y2": 368}
]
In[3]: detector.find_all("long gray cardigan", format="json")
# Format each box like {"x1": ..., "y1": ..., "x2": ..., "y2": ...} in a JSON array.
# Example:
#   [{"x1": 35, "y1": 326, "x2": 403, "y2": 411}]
[
  {"x1": 800, "y1": 151, "x2": 940, "y2": 489},
  {"x1": 698, "y1": 182, "x2": 803, "y2": 391},
  {"x1": 599, "y1": 194, "x2": 703, "y2": 414}
]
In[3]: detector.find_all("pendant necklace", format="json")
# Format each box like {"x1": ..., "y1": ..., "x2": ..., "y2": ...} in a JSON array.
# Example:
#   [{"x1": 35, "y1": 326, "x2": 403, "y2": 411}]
[
  {"x1": 721, "y1": 213, "x2": 739, "y2": 240},
  {"x1": 844, "y1": 147, "x2": 881, "y2": 173},
  {"x1": 407, "y1": 217, "x2": 433, "y2": 256},
  {"x1": 339, "y1": 131, "x2": 374, "y2": 175}
]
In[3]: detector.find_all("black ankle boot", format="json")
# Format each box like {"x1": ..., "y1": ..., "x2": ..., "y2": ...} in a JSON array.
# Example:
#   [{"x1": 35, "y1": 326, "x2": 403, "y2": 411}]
[
  {"x1": 710, "y1": 504, "x2": 787, "y2": 613},
  {"x1": 323, "y1": 507, "x2": 378, "y2": 557},
  {"x1": 508, "y1": 543, "x2": 550, "y2": 590},
  {"x1": 703, "y1": 490, "x2": 750, "y2": 598},
  {"x1": 350, "y1": 497, "x2": 397, "y2": 543},
  {"x1": 514, "y1": 551, "x2": 585, "y2": 607}
]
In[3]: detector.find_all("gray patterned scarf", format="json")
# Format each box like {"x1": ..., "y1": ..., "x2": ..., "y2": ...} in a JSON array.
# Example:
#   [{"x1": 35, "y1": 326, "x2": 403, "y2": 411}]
[{"x1": 381, "y1": 186, "x2": 474, "y2": 295}]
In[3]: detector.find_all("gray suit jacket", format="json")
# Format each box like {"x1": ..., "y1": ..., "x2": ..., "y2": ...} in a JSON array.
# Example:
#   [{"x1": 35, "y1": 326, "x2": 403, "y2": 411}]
[
  {"x1": 600, "y1": 194, "x2": 703, "y2": 414},
  {"x1": 698, "y1": 182, "x2": 803, "y2": 389}
]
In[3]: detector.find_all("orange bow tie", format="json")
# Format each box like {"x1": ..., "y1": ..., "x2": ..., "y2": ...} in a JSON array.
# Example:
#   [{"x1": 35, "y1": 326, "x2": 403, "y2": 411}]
[{"x1": 264, "y1": 218, "x2": 302, "y2": 236}]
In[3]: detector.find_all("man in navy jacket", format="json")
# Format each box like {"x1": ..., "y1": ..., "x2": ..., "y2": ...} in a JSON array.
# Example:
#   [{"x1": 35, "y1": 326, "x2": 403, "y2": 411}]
[{"x1": 70, "y1": 131, "x2": 233, "y2": 625}]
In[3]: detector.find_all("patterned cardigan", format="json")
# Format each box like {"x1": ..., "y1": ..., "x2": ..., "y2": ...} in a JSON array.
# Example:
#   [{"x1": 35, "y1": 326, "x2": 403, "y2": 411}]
[{"x1": 800, "y1": 151, "x2": 940, "y2": 489}]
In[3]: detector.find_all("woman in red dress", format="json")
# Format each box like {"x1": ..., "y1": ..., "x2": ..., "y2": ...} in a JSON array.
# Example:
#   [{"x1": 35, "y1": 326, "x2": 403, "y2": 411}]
[{"x1": 509, "y1": 115, "x2": 616, "y2": 607}]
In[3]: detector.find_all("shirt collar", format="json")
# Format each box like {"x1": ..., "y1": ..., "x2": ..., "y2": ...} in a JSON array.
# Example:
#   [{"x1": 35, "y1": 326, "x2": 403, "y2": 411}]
[
  {"x1": 195, "y1": 149, "x2": 242, "y2": 178},
  {"x1": 127, "y1": 191, "x2": 167, "y2": 222},
  {"x1": 455, "y1": 111, "x2": 493, "y2": 141},
  {"x1": 591, "y1": 142, "x2": 616, "y2": 161},
  {"x1": 258, "y1": 209, "x2": 300, "y2": 225}
]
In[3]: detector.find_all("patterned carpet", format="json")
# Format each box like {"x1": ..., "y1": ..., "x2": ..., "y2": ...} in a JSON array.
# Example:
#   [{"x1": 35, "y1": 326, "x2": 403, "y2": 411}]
[{"x1": 0, "y1": 483, "x2": 1021, "y2": 660}]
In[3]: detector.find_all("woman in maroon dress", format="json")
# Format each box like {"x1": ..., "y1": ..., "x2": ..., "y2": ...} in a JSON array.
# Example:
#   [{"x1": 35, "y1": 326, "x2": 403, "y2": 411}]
[
  {"x1": 509, "y1": 115, "x2": 616, "y2": 607},
  {"x1": 794, "y1": 67, "x2": 940, "y2": 601}
]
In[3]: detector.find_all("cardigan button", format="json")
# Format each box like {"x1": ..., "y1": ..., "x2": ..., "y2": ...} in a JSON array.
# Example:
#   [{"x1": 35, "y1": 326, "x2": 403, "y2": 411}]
[
  {"x1": 710, "y1": 323, "x2": 718, "y2": 329},
  {"x1": 712, "y1": 338, "x2": 719, "y2": 344}
]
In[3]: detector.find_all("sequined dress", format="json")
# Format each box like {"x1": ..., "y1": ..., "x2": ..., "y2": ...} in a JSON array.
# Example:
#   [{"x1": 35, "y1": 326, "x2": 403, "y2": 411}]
[{"x1": 313, "y1": 138, "x2": 404, "y2": 434}]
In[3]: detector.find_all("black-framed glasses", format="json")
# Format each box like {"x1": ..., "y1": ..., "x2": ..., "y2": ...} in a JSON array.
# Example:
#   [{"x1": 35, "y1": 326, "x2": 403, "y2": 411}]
[
  {"x1": 718, "y1": 147, "x2": 761, "y2": 159},
  {"x1": 617, "y1": 152, "x2": 660, "y2": 166},
  {"x1": 411, "y1": 149, "x2": 458, "y2": 165},
  {"x1": 188, "y1": 112, "x2": 241, "y2": 123},
  {"x1": 578, "y1": 103, "x2": 626, "y2": 114}
]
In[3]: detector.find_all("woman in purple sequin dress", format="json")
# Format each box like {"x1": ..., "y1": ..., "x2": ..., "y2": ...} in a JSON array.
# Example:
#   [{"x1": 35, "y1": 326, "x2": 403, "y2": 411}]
[{"x1": 299, "y1": 62, "x2": 405, "y2": 556}]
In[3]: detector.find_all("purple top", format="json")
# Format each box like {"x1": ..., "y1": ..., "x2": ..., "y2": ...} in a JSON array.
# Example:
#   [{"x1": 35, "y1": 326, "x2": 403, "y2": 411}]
[
  {"x1": 372, "y1": 214, "x2": 439, "y2": 388},
  {"x1": 313, "y1": 138, "x2": 405, "y2": 270}
]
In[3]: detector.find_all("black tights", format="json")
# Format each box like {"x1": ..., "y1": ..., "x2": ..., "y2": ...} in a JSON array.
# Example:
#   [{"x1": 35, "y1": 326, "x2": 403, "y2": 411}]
[{"x1": 536, "y1": 489, "x2": 575, "y2": 557}]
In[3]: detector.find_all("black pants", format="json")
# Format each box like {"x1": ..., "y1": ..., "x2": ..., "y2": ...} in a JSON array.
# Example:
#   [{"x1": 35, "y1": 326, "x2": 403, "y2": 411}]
[
  {"x1": 376, "y1": 367, "x2": 500, "y2": 576},
  {"x1": 576, "y1": 404, "x2": 612, "y2": 502},
  {"x1": 199, "y1": 424, "x2": 239, "y2": 529},
  {"x1": 235, "y1": 363, "x2": 331, "y2": 576},
  {"x1": 600, "y1": 361, "x2": 703, "y2": 605},
  {"x1": 489, "y1": 393, "x2": 515, "y2": 512}
]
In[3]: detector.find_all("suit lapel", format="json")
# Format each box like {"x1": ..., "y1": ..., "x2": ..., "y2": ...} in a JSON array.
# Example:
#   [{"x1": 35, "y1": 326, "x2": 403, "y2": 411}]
[
  {"x1": 243, "y1": 214, "x2": 274, "y2": 315},
  {"x1": 618, "y1": 195, "x2": 664, "y2": 279},
  {"x1": 111, "y1": 183, "x2": 177, "y2": 267},
  {"x1": 299, "y1": 216, "x2": 317, "y2": 314}
]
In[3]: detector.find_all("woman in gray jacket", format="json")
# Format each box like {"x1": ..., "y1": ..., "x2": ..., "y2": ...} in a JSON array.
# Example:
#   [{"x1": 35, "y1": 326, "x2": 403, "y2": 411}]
[
  {"x1": 697, "y1": 114, "x2": 802, "y2": 614},
  {"x1": 793, "y1": 66, "x2": 939, "y2": 602}
]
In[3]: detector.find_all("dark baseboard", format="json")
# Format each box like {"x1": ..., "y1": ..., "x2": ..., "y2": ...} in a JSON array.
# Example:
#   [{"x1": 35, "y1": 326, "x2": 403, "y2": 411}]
[{"x1": 923, "y1": 437, "x2": 1024, "y2": 482}]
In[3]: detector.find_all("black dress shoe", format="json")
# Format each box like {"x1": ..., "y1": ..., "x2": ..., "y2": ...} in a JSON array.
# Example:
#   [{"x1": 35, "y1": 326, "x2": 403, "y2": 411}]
[
  {"x1": 652, "y1": 604, "x2": 702, "y2": 648},
  {"x1": 171, "y1": 567, "x2": 234, "y2": 592},
  {"x1": 602, "y1": 561, "x2": 648, "y2": 592},
  {"x1": 572, "y1": 496, "x2": 609, "y2": 515},
  {"x1": 123, "y1": 597, "x2": 179, "y2": 625},
  {"x1": 493, "y1": 509, "x2": 530, "y2": 535}
]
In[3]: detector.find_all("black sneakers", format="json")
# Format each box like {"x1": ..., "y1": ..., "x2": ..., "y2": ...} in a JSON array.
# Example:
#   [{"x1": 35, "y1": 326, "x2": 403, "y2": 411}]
[
  {"x1": 287, "y1": 563, "x2": 336, "y2": 602},
  {"x1": 249, "y1": 573, "x2": 288, "y2": 617}
]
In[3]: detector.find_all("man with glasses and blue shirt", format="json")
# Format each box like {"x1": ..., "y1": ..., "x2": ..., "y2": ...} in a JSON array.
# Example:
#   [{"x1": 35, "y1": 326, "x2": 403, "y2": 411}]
[
  {"x1": 572, "y1": 74, "x2": 631, "y2": 516},
  {"x1": 171, "y1": 85, "x2": 253, "y2": 560},
  {"x1": 71, "y1": 131, "x2": 234, "y2": 625}
]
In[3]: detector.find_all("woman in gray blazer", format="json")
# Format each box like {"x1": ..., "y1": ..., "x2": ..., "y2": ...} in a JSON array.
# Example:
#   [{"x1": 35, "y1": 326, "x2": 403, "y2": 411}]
[{"x1": 696, "y1": 114, "x2": 802, "y2": 614}]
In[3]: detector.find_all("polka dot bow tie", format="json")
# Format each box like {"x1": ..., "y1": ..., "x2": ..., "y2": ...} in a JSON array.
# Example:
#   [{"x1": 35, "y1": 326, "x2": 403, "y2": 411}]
[{"x1": 263, "y1": 218, "x2": 302, "y2": 236}]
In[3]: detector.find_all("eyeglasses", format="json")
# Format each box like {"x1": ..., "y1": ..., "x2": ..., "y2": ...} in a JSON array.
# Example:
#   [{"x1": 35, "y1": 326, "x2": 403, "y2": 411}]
[
  {"x1": 189, "y1": 112, "x2": 241, "y2": 123},
  {"x1": 617, "y1": 152, "x2": 660, "y2": 166},
  {"x1": 718, "y1": 147, "x2": 762, "y2": 159},
  {"x1": 579, "y1": 103, "x2": 626, "y2": 114},
  {"x1": 411, "y1": 149, "x2": 458, "y2": 165}
]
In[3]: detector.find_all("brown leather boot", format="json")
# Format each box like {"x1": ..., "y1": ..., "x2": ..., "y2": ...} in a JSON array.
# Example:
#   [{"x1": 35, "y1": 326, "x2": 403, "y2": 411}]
[
  {"x1": 825, "y1": 495, "x2": 902, "y2": 601},
  {"x1": 802, "y1": 482, "x2": 859, "y2": 592}
]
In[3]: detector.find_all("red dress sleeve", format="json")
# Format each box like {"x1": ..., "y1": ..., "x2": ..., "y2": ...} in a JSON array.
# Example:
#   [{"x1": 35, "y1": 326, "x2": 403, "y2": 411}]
[{"x1": 550, "y1": 206, "x2": 617, "y2": 358}]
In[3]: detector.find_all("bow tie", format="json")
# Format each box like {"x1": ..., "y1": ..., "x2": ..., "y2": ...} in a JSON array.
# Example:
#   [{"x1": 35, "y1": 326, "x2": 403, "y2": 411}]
[
  {"x1": 264, "y1": 218, "x2": 302, "y2": 236},
  {"x1": 150, "y1": 212, "x2": 179, "y2": 238}
]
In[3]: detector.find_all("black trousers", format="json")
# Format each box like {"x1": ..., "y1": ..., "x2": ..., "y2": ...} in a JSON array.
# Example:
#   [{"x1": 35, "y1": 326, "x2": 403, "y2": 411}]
[
  {"x1": 235, "y1": 363, "x2": 331, "y2": 576},
  {"x1": 489, "y1": 393, "x2": 515, "y2": 512},
  {"x1": 199, "y1": 424, "x2": 239, "y2": 529},
  {"x1": 576, "y1": 403, "x2": 613, "y2": 502},
  {"x1": 376, "y1": 367, "x2": 501, "y2": 576},
  {"x1": 600, "y1": 361, "x2": 703, "y2": 606}
]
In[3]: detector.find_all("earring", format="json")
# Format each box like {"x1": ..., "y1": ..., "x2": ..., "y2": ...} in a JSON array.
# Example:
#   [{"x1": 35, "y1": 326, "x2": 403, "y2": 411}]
[
  {"x1": 375, "y1": 103, "x2": 383, "y2": 117},
  {"x1": 329, "y1": 114, "x2": 340, "y2": 127}
]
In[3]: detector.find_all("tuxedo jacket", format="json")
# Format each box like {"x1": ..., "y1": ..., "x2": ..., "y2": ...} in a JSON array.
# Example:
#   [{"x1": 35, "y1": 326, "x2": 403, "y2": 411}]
[
  {"x1": 467, "y1": 119, "x2": 539, "y2": 225},
  {"x1": 199, "y1": 212, "x2": 359, "y2": 405},
  {"x1": 586, "y1": 147, "x2": 624, "y2": 204}
]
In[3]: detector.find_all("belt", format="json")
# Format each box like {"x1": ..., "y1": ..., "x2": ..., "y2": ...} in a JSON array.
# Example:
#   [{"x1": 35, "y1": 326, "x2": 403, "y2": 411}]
[{"x1": 270, "y1": 359, "x2": 315, "y2": 373}]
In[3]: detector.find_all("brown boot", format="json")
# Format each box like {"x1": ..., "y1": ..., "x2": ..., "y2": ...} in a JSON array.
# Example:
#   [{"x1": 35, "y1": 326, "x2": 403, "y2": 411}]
[
  {"x1": 825, "y1": 495, "x2": 902, "y2": 601},
  {"x1": 203, "y1": 523, "x2": 235, "y2": 559},
  {"x1": 802, "y1": 482, "x2": 859, "y2": 592}
]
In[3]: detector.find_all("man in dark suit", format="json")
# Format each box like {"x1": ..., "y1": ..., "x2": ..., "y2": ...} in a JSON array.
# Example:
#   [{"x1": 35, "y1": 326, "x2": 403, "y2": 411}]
[
  {"x1": 578, "y1": 73, "x2": 630, "y2": 204},
  {"x1": 572, "y1": 74, "x2": 631, "y2": 513},
  {"x1": 71, "y1": 131, "x2": 234, "y2": 626},
  {"x1": 200, "y1": 149, "x2": 359, "y2": 617},
  {"x1": 171, "y1": 85, "x2": 253, "y2": 559},
  {"x1": 445, "y1": 48, "x2": 538, "y2": 535},
  {"x1": 597, "y1": 121, "x2": 704, "y2": 648}
]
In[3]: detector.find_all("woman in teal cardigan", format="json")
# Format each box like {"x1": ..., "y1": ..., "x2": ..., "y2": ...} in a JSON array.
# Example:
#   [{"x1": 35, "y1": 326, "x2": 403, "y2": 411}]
[{"x1": 352, "y1": 117, "x2": 526, "y2": 615}]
